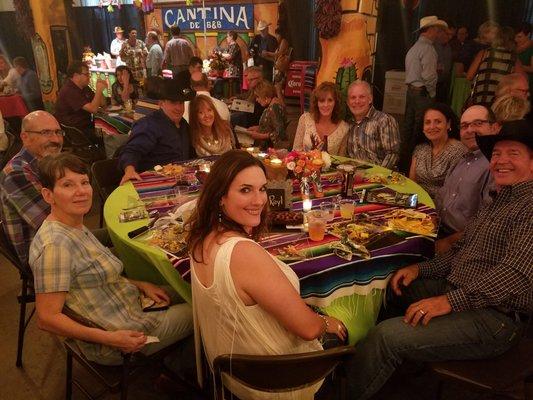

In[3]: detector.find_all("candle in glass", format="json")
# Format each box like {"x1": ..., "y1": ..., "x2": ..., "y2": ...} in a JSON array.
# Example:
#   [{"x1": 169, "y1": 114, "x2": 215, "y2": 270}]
[{"x1": 302, "y1": 198, "x2": 313, "y2": 213}]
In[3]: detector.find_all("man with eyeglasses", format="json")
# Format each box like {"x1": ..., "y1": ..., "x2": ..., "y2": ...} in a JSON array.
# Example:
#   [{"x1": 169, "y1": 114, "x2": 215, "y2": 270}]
[
  {"x1": 0, "y1": 111, "x2": 64, "y2": 264},
  {"x1": 434, "y1": 105, "x2": 500, "y2": 252},
  {"x1": 55, "y1": 61, "x2": 107, "y2": 143}
]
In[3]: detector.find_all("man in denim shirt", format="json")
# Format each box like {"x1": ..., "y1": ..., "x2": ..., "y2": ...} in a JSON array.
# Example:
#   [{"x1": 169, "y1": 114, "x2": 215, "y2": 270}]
[{"x1": 119, "y1": 78, "x2": 196, "y2": 185}]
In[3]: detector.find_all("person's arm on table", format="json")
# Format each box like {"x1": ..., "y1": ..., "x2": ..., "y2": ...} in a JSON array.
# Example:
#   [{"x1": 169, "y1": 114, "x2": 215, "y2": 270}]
[
  {"x1": 232, "y1": 241, "x2": 347, "y2": 342},
  {"x1": 82, "y1": 80, "x2": 107, "y2": 114},
  {"x1": 118, "y1": 121, "x2": 158, "y2": 184},
  {"x1": 408, "y1": 157, "x2": 417, "y2": 181},
  {"x1": 379, "y1": 115, "x2": 400, "y2": 169}
]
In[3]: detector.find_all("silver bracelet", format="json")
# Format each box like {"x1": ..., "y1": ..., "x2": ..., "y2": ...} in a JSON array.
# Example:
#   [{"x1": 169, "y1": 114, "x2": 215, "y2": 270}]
[{"x1": 318, "y1": 314, "x2": 329, "y2": 334}]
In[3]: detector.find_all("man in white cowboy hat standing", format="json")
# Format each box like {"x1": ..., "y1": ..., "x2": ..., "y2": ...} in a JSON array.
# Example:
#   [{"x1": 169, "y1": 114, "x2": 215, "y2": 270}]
[
  {"x1": 344, "y1": 119, "x2": 532, "y2": 399},
  {"x1": 399, "y1": 16, "x2": 448, "y2": 173},
  {"x1": 249, "y1": 20, "x2": 278, "y2": 82},
  {"x1": 110, "y1": 26, "x2": 125, "y2": 67}
]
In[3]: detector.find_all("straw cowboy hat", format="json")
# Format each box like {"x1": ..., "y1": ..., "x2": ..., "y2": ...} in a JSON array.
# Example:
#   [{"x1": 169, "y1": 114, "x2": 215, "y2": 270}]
[
  {"x1": 114, "y1": 26, "x2": 124, "y2": 33},
  {"x1": 476, "y1": 120, "x2": 533, "y2": 161},
  {"x1": 417, "y1": 16, "x2": 448, "y2": 31},
  {"x1": 256, "y1": 20, "x2": 271, "y2": 32}
]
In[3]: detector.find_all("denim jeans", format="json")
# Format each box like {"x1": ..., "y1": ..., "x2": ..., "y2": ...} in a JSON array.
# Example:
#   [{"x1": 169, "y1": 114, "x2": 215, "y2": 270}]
[{"x1": 345, "y1": 279, "x2": 522, "y2": 400}]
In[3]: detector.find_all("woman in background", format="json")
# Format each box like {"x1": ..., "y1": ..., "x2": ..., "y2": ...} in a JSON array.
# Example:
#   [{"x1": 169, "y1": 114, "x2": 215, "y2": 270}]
[
  {"x1": 247, "y1": 80, "x2": 287, "y2": 148},
  {"x1": 188, "y1": 95, "x2": 234, "y2": 156},
  {"x1": 111, "y1": 65, "x2": 139, "y2": 107},
  {"x1": 515, "y1": 23, "x2": 533, "y2": 94},
  {"x1": 409, "y1": 103, "x2": 466, "y2": 199},
  {"x1": 187, "y1": 150, "x2": 346, "y2": 400},
  {"x1": 292, "y1": 81, "x2": 349, "y2": 155},
  {"x1": 0, "y1": 54, "x2": 20, "y2": 92},
  {"x1": 223, "y1": 31, "x2": 243, "y2": 86}
]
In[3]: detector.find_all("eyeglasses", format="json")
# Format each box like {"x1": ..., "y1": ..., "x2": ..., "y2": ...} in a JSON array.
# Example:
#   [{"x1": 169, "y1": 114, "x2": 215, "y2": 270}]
[
  {"x1": 460, "y1": 120, "x2": 489, "y2": 130},
  {"x1": 26, "y1": 129, "x2": 66, "y2": 138}
]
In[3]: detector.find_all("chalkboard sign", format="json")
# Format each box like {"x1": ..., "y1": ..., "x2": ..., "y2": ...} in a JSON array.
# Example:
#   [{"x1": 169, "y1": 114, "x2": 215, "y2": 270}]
[{"x1": 266, "y1": 180, "x2": 292, "y2": 211}]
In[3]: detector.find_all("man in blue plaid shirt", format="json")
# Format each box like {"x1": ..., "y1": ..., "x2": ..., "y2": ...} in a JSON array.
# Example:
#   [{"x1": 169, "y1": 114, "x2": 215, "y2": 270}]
[
  {"x1": 0, "y1": 111, "x2": 63, "y2": 264},
  {"x1": 346, "y1": 120, "x2": 533, "y2": 399}
]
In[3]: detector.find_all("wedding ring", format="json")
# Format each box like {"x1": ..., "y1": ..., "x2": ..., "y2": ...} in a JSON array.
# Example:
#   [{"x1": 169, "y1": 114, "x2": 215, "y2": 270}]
[{"x1": 418, "y1": 309, "x2": 426, "y2": 315}]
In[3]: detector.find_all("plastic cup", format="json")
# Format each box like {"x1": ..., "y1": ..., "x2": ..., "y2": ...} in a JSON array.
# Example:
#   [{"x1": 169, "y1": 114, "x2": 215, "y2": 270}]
[
  {"x1": 339, "y1": 199, "x2": 356, "y2": 220},
  {"x1": 319, "y1": 201, "x2": 337, "y2": 222},
  {"x1": 173, "y1": 185, "x2": 191, "y2": 206},
  {"x1": 308, "y1": 211, "x2": 328, "y2": 241}
]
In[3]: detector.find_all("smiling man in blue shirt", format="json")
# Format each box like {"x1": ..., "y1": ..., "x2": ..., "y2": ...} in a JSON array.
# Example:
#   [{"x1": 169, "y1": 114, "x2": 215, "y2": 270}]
[{"x1": 119, "y1": 77, "x2": 196, "y2": 185}]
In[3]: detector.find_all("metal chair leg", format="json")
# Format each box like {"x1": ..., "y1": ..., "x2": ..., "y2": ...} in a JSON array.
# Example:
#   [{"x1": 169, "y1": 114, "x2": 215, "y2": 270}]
[
  {"x1": 16, "y1": 277, "x2": 28, "y2": 367},
  {"x1": 66, "y1": 350, "x2": 73, "y2": 400}
]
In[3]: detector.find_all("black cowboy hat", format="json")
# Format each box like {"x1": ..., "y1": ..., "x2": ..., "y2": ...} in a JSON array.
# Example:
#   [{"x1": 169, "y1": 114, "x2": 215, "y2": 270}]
[
  {"x1": 476, "y1": 119, "x2": 533, "y2": 160},
  {"x1": 145, "y1": 76, "x2": 195, "y2": 102}
]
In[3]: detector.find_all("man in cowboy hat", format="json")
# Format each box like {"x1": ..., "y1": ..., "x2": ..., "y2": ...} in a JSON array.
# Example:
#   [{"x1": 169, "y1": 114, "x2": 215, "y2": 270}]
[
  {"x1": 345, "y1": 119, "x2": 532, "y2": 399},
  {"x1": 110, "y1": 26, "x2": 125, "y2": 66},
  {"x1": 119, "y1": 77, "x2": 196, "y2": 184},
  {"x1": 399, "y1": 15, "x2": 448, "y2": 173},
  {"x1": 249, "y1": 20, "x2": 278, "y2": 82}
]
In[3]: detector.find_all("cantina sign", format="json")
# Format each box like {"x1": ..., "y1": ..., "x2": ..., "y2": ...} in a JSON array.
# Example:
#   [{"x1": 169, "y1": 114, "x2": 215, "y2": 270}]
[{"x1": 163, "y1": 4, "x2": 253, "y2": 31}]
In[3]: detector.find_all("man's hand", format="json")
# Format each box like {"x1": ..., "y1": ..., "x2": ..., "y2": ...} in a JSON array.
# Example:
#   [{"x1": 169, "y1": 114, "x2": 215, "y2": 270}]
[
  {"x1": 390, "y1": 264, "x2": 419, "y2": 296},
  {"x1": 106, "y1": 330, "x2": 146, "y2": 353},
  {"x1": 120, "y1": 166, "x2": 142, "y2": 185},
  {"x1": 404, "y1": 295, "x2": 452, "y2": 327},
  {"x1": 95, "y1": 79, "x2": 108, "y2": 92}
]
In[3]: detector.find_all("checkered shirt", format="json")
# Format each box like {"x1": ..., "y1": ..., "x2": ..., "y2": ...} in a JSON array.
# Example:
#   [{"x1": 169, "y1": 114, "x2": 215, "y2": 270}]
[
  {"x1": 347, "y1": 107, "x2": 400, "y2": 170},
  {"x1": 419, "y1": 180, "x2": 533, "y2": 313},
  {"x1": 29, "y1": 220, "x2": 164, "y2": 360},
  {"x1": 0, "y1": 148, "x2": 49, "y2": 265}
]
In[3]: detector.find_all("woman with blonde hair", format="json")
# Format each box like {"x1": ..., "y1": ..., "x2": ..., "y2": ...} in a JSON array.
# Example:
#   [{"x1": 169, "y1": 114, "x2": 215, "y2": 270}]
[
  {"x1": 467, "y1": 23, "x2": 523, "y2": 106},
  {"x1": 292, "y1": 81, "x2": 349, "y2": 155},
  {"x1": 491, "y1": 94, "x2": 530, "y2": 122},
  {"x1": 188, "y1": 95, "x2": 234, "y2": 156}
]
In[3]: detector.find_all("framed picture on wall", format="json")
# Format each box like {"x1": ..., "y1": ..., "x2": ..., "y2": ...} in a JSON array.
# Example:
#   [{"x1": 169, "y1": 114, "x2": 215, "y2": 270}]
[{"x1": 50, "y1": 25, "x2": 71, "y2": 87}]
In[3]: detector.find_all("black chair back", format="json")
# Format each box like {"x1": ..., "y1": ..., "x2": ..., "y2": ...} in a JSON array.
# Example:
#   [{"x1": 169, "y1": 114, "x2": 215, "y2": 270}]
[
  {"x1": 61, "y1": 124, "x2": 106, "y2": 165},
  {"x1": 91, "y1": 158, "x2": 122, "y2": 227},
  {"x1": 0, "y1": 220, "x2": 31, "y2": 278},
  {"x1": 1, "y1": 131, "x2": 22, "y2": 170},
  {"x1": 213, "y1": 345, "x2": 356, "y2": 399}
]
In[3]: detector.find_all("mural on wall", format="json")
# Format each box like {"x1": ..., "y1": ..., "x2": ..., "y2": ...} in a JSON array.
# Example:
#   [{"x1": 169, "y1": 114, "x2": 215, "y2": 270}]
[
  {"x1": 31, "y1": 33, "x2": 53, "y2": 94},
  {"x1": 145, "y1": 1, "x2": 277, "y2": 59},
  {"x1": 316, "y1": 0, "x2": 379, "y2": 88}
]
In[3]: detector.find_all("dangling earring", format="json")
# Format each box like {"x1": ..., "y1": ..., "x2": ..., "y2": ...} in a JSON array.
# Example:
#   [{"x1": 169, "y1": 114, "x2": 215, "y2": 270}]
[{"x1": 218, "y1": 211, "x2": 222, "y2": 223}]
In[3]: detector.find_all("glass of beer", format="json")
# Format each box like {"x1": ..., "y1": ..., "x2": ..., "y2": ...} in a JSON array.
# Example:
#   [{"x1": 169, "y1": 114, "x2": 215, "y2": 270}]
[
  {"x1": 307, "y1": 210, "x2": 328, "y2": 242},
  {"x1": 339, "y1": 199, "x2": 356, "y2": 220}
]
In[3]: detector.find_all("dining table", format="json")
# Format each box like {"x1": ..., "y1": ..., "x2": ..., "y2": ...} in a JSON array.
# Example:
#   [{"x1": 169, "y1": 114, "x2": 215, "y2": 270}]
[
  {"x1": 0, "y1": 93, "x2": 29, "y2": 118},
  {"x1": 104, "y1": 156, "x2": 436, "y2": 345}
]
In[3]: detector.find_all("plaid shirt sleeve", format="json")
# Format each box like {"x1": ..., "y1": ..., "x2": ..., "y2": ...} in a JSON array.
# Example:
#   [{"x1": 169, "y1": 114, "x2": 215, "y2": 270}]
[
  {"x1": 31, "y1": 241, "x2": 72, "y2": 294},
  {"x1": 446, "y1": 211, "x2": 533, "y2": 312},
  {"x1": 3, "y1": 165, "x2": 49, "y2": 230},
  {"x1": 379, "y1": 115, "x2": 400, "y2": 169},
  {"x1": 418, "y1": 236, "x2": 464, "y2": 279}
]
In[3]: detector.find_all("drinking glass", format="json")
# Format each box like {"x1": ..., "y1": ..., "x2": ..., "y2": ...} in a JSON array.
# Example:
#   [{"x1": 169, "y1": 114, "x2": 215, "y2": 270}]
[
  {"x1": 307, "y1": 211, "x2": 328, "y2": 242},
  {"x1": 319, "y1": 201, "x2": 337, "y2": 222},
  {"x1": 339, "y1": 199, "x2": 356, "y2": 220}
]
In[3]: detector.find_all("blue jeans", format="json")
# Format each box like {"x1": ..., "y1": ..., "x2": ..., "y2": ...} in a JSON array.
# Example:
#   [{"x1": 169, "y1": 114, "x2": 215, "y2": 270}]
[{"x1": 345, "y1": 279, "x2": 522, "y2": 399}]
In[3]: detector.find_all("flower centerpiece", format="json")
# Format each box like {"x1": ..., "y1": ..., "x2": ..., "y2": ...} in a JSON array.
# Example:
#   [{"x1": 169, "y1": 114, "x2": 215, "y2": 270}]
[
  {"x1": 208, "y1": 50, "x2": 228, "y2": 78},
  {"x1": 284, "y1": 150, "x2": 331, "y2": 198}
]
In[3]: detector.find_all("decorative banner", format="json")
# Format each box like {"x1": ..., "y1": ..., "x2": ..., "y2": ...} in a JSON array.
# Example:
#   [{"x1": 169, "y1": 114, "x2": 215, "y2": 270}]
[
  {"x1": 162, "y1": 3, "x2": 254, "y2": 31},
  {"x1": 31, "y1": 33, "x2": 53, "y2": 94}
]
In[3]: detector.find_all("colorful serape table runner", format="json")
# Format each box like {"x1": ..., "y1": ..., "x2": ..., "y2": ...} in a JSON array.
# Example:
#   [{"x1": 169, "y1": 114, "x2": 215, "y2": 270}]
[{"x1": 122, "y1": 162, "x2": 436, "y2": 344}]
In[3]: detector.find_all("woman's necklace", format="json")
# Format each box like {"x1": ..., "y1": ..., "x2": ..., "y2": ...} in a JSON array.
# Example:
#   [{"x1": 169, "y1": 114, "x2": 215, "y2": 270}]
[{"x1": 203, "y1": 135, "x2": 220, "y2": 148}]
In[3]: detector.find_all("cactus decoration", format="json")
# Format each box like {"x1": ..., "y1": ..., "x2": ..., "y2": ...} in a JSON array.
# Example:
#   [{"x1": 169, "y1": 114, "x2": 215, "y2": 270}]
[{"x1": 335, "y1": 58, "x2": 358, "y2": 122}]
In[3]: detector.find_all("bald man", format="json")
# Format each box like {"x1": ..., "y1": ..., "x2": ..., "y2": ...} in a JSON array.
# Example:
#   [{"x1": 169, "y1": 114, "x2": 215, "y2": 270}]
[
  {"x1": 435, "y1": 105, "x2": 500, "y2": 252},
  {"x1": 0, "y1": 111, "x2": 63, "y2": 264},
  {"x1": 183, "y1": 71, "x2": 230, "y2": 122}
]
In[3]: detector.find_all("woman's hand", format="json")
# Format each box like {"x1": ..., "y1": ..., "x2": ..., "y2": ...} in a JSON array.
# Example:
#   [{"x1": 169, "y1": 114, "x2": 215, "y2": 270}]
[
  {"x1": 107, "y1": 330, "x2": 147, "y2": 353},
  {"x1": 324, "y1": 316, "x2": 348, "y2": 342},
  {"x1": 138, "y1": 282, "x2": 170, "y2": 304}
]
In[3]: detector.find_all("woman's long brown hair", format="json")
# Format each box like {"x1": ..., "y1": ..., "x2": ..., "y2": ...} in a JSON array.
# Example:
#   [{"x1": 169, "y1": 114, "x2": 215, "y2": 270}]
[
  {"x1": 185, "y1": 150, "x2": 269, "y2": 263},
  {"x1": 188, "y1": 95, "x2": 233, "y2": 149}
]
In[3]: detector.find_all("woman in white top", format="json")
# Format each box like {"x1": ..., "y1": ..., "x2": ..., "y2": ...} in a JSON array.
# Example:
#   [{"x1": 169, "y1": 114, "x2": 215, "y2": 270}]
[
  {"x1": 186, "y1": 150, "x2": 347, "y2": 399},
  {"x1": 0, "y1": 54, "x2": 20, "y2": 93},
  {"x1": 292, "y1": 81, "x2": 349, "y2": 156}
]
